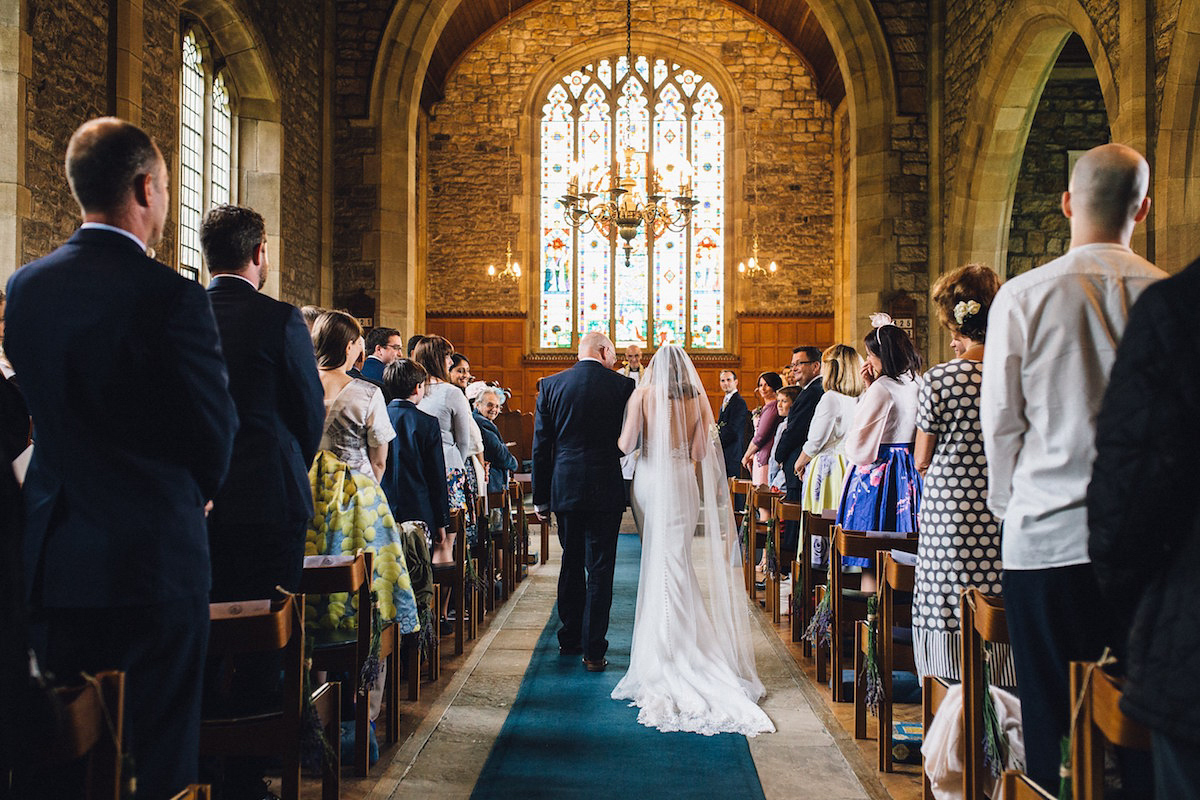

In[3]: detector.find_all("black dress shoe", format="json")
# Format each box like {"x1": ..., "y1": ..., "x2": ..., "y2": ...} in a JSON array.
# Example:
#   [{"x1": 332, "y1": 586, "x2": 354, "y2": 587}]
[
  {"x1": 582, "y1": 657, "x2": 608, "y2": 672},
  {"x1": 559, "y1": 644, "x2": 583, "y2": 656},
  {"x1": 754, "y1": 579, "x2": 766, "y2": 591}
]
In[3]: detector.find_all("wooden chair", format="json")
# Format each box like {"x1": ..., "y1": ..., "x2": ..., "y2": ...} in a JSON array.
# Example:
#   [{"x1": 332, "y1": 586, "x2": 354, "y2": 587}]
[
  {"x1": 514, "y1": 474, "x2": 550, "y2": 566},
  {"x1": 487, "y1": 488, "x2": 516, "y2": 602},
  {"x1": 168, "y1": 787, "x2": 213, "y2": 800},
  {"x1": 852, "y1": 551, "x2": 916, "y2": 771},
  {"x1": 772, "y1": 496, "x2": 802, "y2": 625},
  {"x1": 201, "y1": 595, "x2": 340, "y2": 800},
  {"x1": 746, "y1": 485, "x2": 776, "y2": 608},
  {"x1": 1002, "y1": 771, "x2": 1056, "y2": 799},
  {"x1": 1069, "y1": 660, "x2": 1151, "y2": 800},
  {"x1": 299, "y1": 551, "x2": 399, "y2": 777},
  {"x1": 829, "y1": 526, "x2": 918, "y2": 702},
  {"x1": 730, "y1": 478, "x2": 752, "y2": 537},
  {"x1": 799, "y1": 510, "x2": 835, "y2": 652},
  {"x1": 509, "y1": 478, "x2": 533, "y2": 574},
  {"x1": 433, "y1": 508, "x2": 467, "y2": 656},
  {"x1": 959, "y1": 589, "x2": 1012, "y2": 800},
  {"x1": 426, "y1": 584, "x2": 442, "y2": 682},
  {"x1": 923, "y1": 674, "x2": 952, "y2": 800},
  {"x1": 26, "y1": 669, "x2": 126, "y2": 800}
]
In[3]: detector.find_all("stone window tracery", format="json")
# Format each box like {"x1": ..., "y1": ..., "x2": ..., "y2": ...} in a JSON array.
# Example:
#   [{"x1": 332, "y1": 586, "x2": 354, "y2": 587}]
[{"x1": 539, "y1": 55, "x2": 726, "y2": 350}]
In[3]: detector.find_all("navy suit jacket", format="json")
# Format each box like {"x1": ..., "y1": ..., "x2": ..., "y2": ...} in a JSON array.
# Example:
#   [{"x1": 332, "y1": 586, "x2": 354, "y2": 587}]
[
  {"x1": 718, "y1": 391, "x2": 750, "y2": 477},
  {"x1": 532, "y1": 360, "x2": 634, "y2": 513},
  {"x1": 5, "y1": 228, "x2": 237, "y2": 607},
  {"x1": 774, "y1": 379, "x2": 825, "y2": 493},
  {"x1": 206, "y1": 275, "x2": 324, "y2": 527},
  {"x1": 382, "y1": 399, "x2": 450, "y2": 536},
  {"x1": 360, "y1": 356, "x2": 385, "y2": 383}
]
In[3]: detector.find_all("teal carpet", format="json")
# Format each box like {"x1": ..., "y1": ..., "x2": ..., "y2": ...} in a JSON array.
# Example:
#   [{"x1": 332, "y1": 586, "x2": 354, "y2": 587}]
[{"x1": 471, "y1": 533, "x2": 767, "y2": 799}]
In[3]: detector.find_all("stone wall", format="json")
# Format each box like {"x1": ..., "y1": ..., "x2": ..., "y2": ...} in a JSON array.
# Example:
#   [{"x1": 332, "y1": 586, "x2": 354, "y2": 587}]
[
  {"x1": 1155, "y1": 0, "x2": 1182, "y2": 115},
  {"x1": 1006, "y1": 73, "x2": 1109, "y2": 277},
  {"x1": 423, "y1": 0, "x2": 836, "y2": 319},
  {"x1": 23, "y1": 0, "x2": 109, "y2": 261},
  {"x1": 17, "y1": 0, "x2": 326, "y2": 304},
  {"x1": 141, "y1": 1, "x2": 180, "y2": 269},
  {"x1": 331, "y1": 0, "x2": 394, "y2": 305},
  {"x1": 243, "y1": 0, "x2": 325, "y2": 306}
]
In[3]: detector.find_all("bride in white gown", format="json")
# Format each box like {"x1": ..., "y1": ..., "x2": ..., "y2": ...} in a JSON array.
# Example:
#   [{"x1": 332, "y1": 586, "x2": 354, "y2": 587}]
[{"x1": 610, "y1": 344, "x2": 775, "y2": 736}]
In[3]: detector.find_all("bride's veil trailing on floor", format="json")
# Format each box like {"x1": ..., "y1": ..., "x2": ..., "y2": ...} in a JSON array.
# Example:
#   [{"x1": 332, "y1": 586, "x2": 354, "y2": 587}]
[{"x1": 618, "y1": 343, "x2": 767, "y2": 715}]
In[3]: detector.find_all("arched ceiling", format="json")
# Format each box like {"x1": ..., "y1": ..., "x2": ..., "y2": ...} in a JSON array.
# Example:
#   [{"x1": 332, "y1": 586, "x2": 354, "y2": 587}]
[{"x1": 420, "y1": 0, "x2": 846, "y2": 110}]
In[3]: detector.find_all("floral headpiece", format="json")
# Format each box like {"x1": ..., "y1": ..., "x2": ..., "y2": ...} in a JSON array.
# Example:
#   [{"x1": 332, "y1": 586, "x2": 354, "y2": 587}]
[
  {"x1": 869, "y1": 312, "x2": 893, "y2": 344},
  {"x1": 953, "y1": 300, "x2": 981, "y2": 326}
]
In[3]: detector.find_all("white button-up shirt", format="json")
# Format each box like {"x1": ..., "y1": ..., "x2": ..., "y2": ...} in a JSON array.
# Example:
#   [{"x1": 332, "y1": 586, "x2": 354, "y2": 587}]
[{"x1": 981, "y1": 243, "x2": 1165, "y2": 570}]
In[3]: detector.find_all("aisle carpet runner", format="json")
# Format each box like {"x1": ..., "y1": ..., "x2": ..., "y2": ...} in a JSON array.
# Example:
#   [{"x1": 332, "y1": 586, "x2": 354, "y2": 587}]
[{"x1": 471, "y1": 533, "x2": 767, "y2": 799}]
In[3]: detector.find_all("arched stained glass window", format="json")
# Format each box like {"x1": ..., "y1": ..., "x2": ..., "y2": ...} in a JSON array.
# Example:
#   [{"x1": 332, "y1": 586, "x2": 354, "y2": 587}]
[
  {"x1": 539, "y1": 55, "x2": 726, "y2": 349},
  {"x1": 179, "y1": 28, "x2": 237, "y2": 282}
]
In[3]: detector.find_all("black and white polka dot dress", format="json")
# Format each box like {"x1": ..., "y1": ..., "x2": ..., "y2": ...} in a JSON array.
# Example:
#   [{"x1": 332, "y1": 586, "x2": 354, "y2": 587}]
[{"x1": 913, "y1": 359, "x2": 1016, "y2": 684}]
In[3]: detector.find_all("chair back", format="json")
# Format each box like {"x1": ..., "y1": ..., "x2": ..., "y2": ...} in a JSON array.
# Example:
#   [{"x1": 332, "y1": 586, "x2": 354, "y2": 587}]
[
  {"x1": 961, "y1": 589, "x2": 1010, "y2": 800},
  {"x1": 1069, "y1": 660, "x2": 1151, "y2": 800},
  {"x1": 829, "y1": 527, "x2": 917, "y2": 702},
  {"x1": 494, "y1": 410, "x2": 524, "y2": 461},
  {"x1": 1001, "y1": 772, "x2": 1056, "y2": 799},
  {"x1": 34, "y1": 670, "x2": 126, "y2": 800},
  {"x1": 168, "y1": 787, "x2": 213, "y2": 800}
]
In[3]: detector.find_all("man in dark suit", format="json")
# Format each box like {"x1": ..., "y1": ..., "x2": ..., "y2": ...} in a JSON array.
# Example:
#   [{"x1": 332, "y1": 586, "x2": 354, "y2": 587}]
[
  {"x1": 381, "y1": 358, "x2": 449, "y2": 548},
  {"x1": 4, "y1": 117, "x2": 238, "y2": 798},
  {"x1": 773, "y1": 346, "x2": 824, "y2": 559},
  {"x1": 200, "y1": 204, "x2": 324, "y2": 799},
  {"x1": 717, "y1": 369, "x2": 749, "y2": 479},
  {"x1": 533, "y1": 331, "x2": 635, "y2": 671},
  {"x1": 202, "y1": 205, "x2": 324, "y2": 604},
  {"x1": 361, "y1": 326, "x2": 402, "y2": 384}
]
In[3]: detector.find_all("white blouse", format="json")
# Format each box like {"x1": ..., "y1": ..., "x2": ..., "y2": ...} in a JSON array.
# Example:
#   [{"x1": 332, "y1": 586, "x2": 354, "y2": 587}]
[
  {"x1": 417, "y1": 381, "x2": 474, "y2": 472},
  {"x1": 844, "y1": 375, "x2": 921, "y2": 466},
  {"x1": 801, "y1": 390, "x2": 859, "y2": 459}
]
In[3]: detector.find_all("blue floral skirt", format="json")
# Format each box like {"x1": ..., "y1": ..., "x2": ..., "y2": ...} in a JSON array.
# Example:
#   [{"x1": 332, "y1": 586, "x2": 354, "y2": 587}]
[{"x1": 836, "y1": 443, "x2": 922, "y2": 566}]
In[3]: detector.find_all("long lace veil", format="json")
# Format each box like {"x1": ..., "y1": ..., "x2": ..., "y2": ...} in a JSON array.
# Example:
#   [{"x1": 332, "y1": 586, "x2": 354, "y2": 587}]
[{"x1": 637, "y1": 344, "x2": 764, "y2": 699}]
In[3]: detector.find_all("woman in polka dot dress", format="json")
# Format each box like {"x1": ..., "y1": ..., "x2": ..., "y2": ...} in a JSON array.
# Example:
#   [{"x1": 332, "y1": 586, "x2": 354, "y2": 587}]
[{"x1": 912, "y1": 265, "x2": 1015, "y2": 684}]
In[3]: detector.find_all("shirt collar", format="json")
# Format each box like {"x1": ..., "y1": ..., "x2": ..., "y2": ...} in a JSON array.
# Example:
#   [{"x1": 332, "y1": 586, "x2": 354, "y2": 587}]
[
  {"x1": 803, "y1": 376, "x2": 822, "y2": 390},
  {"x1": 578, "y1": 356, "x2": 605, "y2": 365},
  {"x1": 80, "y1": 222, "x2": 147, "y2": 253},
  {"x1": 210, "y1": 272, "x2": 258, "y2": 290}
]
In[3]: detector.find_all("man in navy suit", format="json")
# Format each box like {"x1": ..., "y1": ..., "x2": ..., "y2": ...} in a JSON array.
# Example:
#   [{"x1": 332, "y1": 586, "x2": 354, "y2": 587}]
[
  {"x1": 361, "y1": 325, "x2": 402, "y2": 385},
  {"x1": 717, "y1": 370, "x2": 749, "y2": 479},
  {"x1": 533, "y1": 332, "x2": 635, "y2": 671},
  {"x1": 4, "y1": 118, "x2": 238, "y2": 798},
  {"x1": 773, "y1": 347, "x2": 825, "y2": 560},
  {"x1": 200, "y1": 204, "x2": 324, "y2": 799},
  {"x1": 201, "y1": 205, "x2": 324, "y2": 603}
]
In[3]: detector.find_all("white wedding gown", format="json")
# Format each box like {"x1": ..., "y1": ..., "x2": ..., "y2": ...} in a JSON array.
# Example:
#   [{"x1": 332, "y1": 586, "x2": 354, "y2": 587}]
[{"x1": 610, "y1": 345, "x2": 775, "y2": 737}]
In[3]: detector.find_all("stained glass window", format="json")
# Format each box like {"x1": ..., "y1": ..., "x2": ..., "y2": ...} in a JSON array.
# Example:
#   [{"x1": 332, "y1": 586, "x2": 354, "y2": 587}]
[
  {"x1": 179, "y1": 27, "x2": 238, "y2": 282},
  {"x1": 538, "y1": 55, "x2": 726, "y2": 349}
]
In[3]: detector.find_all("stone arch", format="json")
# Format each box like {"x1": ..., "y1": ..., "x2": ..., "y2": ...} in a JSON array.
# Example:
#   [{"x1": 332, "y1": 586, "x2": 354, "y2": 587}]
[
  {"x1": 370, "y1": 0, "x2": 897, "y2": 339},
  {"x1": 1155, "y1": 1, "x2": 1200, "y2": 273},
  {"x1": 180, "y1": 0, "x2": 284, "y2": 296},
  {"x1": 947, "y1": 0, "x2": 1117, "y2": 274}
]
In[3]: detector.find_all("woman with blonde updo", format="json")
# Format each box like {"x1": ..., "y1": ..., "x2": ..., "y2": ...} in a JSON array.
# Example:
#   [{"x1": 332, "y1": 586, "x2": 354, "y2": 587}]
[{"x1": 912, "y1": 265, "x2": 1015, "y2": 683}]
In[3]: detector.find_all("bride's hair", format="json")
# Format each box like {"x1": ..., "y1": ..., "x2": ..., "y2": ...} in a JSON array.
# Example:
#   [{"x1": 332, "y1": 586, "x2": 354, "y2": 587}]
[{"x1": 647, "y1": 345, "x2": 700, "y2": 399}]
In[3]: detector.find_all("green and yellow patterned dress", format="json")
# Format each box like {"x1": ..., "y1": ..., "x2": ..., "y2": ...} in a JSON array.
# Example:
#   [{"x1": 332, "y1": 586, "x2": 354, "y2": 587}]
[{"x1": 307, "y1": 379, "x2": 420, "y2": 634}]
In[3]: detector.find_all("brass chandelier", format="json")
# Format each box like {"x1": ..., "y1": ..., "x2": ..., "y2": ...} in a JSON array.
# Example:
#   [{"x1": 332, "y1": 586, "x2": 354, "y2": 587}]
[{"x1": 558, "y1": 0, "x2": 699, "y2": 269}]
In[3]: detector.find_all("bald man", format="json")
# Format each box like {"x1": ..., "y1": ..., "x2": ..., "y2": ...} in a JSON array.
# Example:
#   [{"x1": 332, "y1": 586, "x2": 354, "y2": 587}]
[
  {"x1": 532, "y1": 332, "x2": 635, "y2": 671},
  {"x1": 5, "y1": 118, "x2": 236, "y2": 797},
  {"x1": 981, "y1": 143, "x2": 1165, "y2": 793}
]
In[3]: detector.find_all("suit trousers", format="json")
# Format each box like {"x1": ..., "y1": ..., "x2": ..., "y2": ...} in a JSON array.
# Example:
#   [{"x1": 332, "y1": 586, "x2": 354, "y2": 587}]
[
  {"x1": 556, "y1": 509, "x2": 624, "y2": 661},
  {"x1": 1002, "y1": 564, "x2": 1151, "y2": 797},
  {"x1": 1152, "y1": 731, "x2": 1198, "y2": 800},
  {"x1": 31, "y1": 594, "x2": 209, "y2": 800}
]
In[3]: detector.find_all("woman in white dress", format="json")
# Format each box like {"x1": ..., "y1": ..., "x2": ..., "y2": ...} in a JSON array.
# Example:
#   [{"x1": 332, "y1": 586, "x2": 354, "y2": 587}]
[{"x1": 610, "y1": 344, "x2": 775, "y2": 737}]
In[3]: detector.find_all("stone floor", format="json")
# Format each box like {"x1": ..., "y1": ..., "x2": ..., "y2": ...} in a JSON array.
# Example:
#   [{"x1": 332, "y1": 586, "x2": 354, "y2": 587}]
[{"x1": 298, "y1": 516, "x2": 924, "y2": 800}]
